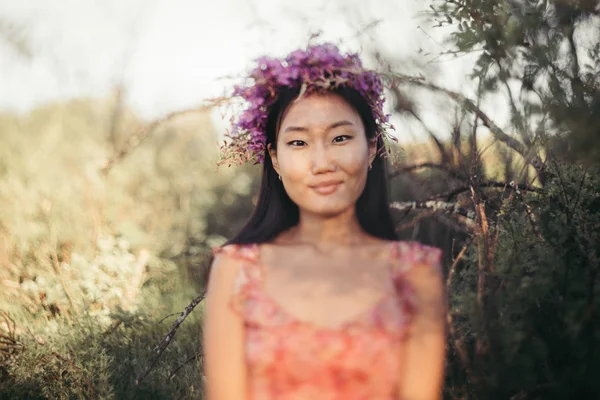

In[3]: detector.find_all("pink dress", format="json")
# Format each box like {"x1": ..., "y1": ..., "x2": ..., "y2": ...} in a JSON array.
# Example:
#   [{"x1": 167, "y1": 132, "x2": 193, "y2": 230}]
[{"x1": 213, "y1": 241, "x2": 442, "y2": 400}]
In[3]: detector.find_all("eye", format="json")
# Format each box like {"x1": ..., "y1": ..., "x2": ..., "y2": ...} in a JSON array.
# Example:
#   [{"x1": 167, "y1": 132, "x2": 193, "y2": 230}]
[
  {"x1": 287, "y1": 140, "x2": 307, "y2": 147},
  {"x1": 332, "y1": 135, "x2": 352, "y2": 143}
]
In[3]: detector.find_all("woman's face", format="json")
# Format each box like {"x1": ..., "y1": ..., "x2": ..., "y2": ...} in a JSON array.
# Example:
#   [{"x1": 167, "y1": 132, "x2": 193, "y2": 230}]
[{"x1": 269, "y1": 92, "x2": 377, "y2": 217}]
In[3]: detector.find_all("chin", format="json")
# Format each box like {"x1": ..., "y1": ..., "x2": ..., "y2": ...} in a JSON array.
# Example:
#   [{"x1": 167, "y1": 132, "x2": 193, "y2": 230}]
[{"x1": 303, "y1": 202, "x2": 354, "y2": 218}]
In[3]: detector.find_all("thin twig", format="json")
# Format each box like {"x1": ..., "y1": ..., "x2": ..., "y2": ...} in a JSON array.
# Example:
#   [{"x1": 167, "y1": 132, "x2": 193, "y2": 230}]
[
  {"x1": 136, "y1": 292, "x2": 206, "y2": 385},
  {"x1": 0, "y1": 312, "x2": 16, "y2": 336},
  {"x1": 445, "y1": 236, "x2": 476, "y2": 381},
  {"x1": 25, "y1": 326, "x2": 45, "y2": 345},
  {"x1": 523, "y1": 202, "x2": 544, "y2": 241},
  {"x1": 0, "y1": 312, "x2": 23, "y2": 360},
  {"x1": 390, "y1": 200, "x2": 473, "y2": 219},
  {"x1": 390, "y1": 201, "x2": 477, "y2": 230},
  {"x1": 435, "y1": 214, "x2": 473, "y2": 235},
  {"x1": 168, "y1": 351, "x2": 203, "y2": 380},
  {"x1": 429, "y1": 181, "x2": 542, "y2": 201},
  {"x1": 570, "y1": 167, "x2": 588, "y2": 219},
  {"x1": 447, "y1": 311, "x2": 477, "y2": 385},
  {"x1": 158, "y1": 312, "x2": 184, "y2": 324},
  {"x1": 380, "y1": 71, "x2": 546, "y2": 175},
  {"x1": 396, "y1": 210, "x2": 437, "y2": 232},
  {"x1": 49, "y1": 238, "x2": 79, "y2": 315},
  {"x1": 389, "y1": 162, "x2": 466, "y2": 181},
  {"x1": 447, "y1": 239, "x2": 472, "y2": 290},
  {"x1": 101, "y1": 98, "x2": 227, "y2": 174}
]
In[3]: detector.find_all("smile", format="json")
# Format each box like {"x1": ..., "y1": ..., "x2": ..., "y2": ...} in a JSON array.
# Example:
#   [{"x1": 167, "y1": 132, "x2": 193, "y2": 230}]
[{"x1": 310, "y1": 181, "x2": 342, "y2": 195}]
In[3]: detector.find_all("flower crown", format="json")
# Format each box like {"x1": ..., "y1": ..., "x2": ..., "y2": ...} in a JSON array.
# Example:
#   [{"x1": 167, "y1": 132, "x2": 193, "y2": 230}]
[{"x1": 219, "y1": 43, "x2": 394, "y2": 166}]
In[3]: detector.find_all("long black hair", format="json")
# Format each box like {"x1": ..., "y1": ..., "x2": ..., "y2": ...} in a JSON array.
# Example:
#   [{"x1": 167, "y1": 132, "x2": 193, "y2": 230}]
[{"x1": 226, "y1": 86, "x2": 397, "y2": 245}]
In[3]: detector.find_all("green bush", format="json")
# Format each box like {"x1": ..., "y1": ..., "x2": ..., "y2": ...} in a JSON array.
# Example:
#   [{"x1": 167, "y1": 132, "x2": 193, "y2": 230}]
[
  {"x1": 0, "y1": 97, "x2": 247, "y2": 399},
  {"x1": 445, "y1": 163, "x2": 600, "y2": 399},
  {"x1": 1, "y1": 301, "x2": 205, "y2": 399}
]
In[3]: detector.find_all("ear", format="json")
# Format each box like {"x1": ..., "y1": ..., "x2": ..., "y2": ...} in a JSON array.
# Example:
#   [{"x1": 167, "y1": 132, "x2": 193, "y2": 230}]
[
  {"x1": 267, "y1": 143, "x2": 281, "y2": 175},
  {"x1": 368, "y1": 138, "x2": 377, "y2": 166}
]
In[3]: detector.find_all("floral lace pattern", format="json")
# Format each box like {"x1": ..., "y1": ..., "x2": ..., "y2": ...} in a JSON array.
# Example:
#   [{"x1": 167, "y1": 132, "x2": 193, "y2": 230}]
[{"x1": 213, "y1": 241, "x2": 442, "y2": 400}]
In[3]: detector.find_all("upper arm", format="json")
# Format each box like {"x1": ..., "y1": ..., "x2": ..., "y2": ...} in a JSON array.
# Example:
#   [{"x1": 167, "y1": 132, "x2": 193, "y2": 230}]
[
  {"x1": 203, "y1": 250, "x2": 247, "y2": 400},
  {"x1": 398, "y1": 245, "x2": 446, "y2": 400}
]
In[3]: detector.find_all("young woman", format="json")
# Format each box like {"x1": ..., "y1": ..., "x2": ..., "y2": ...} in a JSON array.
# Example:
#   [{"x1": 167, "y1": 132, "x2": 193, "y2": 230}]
[{"x1": 203, "y1": 43, "x2": 446, "y2": 400}]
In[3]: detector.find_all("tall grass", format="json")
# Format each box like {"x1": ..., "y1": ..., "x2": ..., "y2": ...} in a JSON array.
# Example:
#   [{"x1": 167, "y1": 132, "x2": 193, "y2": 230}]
[{"x1": 0, "y1": 95, "x2": 256, "y2": 399}]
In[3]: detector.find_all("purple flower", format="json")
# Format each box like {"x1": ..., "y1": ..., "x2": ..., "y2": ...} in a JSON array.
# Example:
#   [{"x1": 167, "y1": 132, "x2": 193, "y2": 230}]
[{"x1": 219, "y1": 43, "x2": 394, "y2": 166}]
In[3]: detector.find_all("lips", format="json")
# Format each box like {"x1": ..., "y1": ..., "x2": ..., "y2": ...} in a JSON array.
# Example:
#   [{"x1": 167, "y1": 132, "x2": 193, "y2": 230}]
[{"x1": 309, "y1": 181, "x2": 342, "y2": 195}]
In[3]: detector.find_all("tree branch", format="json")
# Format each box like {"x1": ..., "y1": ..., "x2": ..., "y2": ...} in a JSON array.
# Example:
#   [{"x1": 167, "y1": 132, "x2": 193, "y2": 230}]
[
  {"x1": 168, "y1": 351, "x2": 203, "y2": 380},
  {"x1": 428, "y1": 82, "x2": 527, "y2": 156},
  {"x1": 429, "y1": 180, "x2": 542, "y2": 201},
  {"x1": 101, "y1": 98, "x2": 226, "y2": 175},
  {"x1": 390, "y1": 201, "x2": 477, "y2": 230},
  {"x1": 390, "y1": 162, "x2": 467, "y2": 181},
  {"x1": 566, "y1": 24, "x2": 585, "y2": 106},
  {"x1": 136, "y1": 292, "x2": 206, "y2": 385},
  {"x1": 381, "y1": 72, "x2": 545, "y2": 173},
  {"x1": 497, "y1": 60, "x2": 532, "y2": 146}
]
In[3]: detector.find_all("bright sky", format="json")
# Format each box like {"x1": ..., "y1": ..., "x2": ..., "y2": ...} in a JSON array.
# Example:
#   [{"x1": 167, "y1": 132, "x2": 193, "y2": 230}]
[{"x1": 0, "y1": 0, "x2": 491, "y2": 141}]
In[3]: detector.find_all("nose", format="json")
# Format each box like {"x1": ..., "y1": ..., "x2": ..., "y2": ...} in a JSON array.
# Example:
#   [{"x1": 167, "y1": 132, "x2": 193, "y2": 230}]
[{"x1": 311, "y1": 143, "x2": 337, "y2": 174}]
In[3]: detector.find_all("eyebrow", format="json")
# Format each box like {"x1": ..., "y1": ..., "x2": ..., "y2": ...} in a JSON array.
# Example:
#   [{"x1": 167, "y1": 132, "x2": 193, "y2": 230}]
[{"x1": 282, "y1": 120, "x2": 355, "y2": 133}]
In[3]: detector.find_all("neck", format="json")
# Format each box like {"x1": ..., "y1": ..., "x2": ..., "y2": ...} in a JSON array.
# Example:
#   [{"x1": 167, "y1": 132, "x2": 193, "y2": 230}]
[{"x1": 284, "y1": 207, "x2": 367, "y2": 248}]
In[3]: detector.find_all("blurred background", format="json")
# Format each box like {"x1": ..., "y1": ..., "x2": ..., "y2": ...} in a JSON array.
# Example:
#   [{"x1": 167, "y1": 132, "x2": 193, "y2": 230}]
[{"x1": 1, "y1": 0, "x2": 599, "y2": 399}]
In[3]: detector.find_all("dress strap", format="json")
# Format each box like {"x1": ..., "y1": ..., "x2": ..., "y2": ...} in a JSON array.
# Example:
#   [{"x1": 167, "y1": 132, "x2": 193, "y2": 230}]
[
  {"x1": 212, "y1": 243, "x2": 263, "y2": 282},
  {"x1": 390, "y1": 241, "x2": 443, "y2": 277},
  {"x1": 212, "y1": 243, "x2": 259, "y2": 261}
]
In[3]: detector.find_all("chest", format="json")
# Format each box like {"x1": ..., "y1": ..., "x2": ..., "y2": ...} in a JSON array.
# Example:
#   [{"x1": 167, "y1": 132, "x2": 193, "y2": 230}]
[{"x1": 261, "y1": 254, "x2": 395, "y2": 329}]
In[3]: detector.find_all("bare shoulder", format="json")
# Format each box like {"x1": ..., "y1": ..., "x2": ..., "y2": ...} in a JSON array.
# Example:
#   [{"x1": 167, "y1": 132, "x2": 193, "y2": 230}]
[
  {"x1": 394, "y1": 241, "x2": 446, "y2": 320},
  {"x1": 203, "y1": 245, "x2": 249, "y2": 400},
  {"x1": 207, "y1": 245, "x2": 251, "y2": 299},
  {"x1": 349, "y1": 236, "x2": 397, "y2": 261}
]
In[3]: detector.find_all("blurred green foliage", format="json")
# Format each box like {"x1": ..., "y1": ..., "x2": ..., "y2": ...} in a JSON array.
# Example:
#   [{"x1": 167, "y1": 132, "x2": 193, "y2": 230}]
[
  {"x1": 441, "y1": 163, "x2": 600, "y2": 399},
  {"x1": 421, "y1": 1, "x2": 600, "y2": 398},
  {"x1": 0, "y1": 94, "x2": 257, "y2": 398},
  {"x1": 430, "y1": 0, "x2": 600, "y2": 166}
]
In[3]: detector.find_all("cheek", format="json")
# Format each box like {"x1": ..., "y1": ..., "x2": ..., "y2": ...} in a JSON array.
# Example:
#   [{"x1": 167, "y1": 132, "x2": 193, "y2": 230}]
[
  {"x1": 277, "y1": 149, "x2": 311, "y2": 182},
  {"x1": 338, "y1": 148, "x2": 369, "y2": 173},
  {"x1": 345, "y1": 161, "x2": 369, "y2": 195},
  {"x1": 338, "y1": 146, "x2": 370, "y2": 196},
  {"x1": 334, "y1": 140, "x2": 370, "y2": 179}
]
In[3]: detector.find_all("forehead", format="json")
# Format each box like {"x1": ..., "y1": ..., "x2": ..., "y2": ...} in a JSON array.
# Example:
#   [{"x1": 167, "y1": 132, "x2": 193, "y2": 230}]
[{"x1": 279, "y1": 93, "x2": 363, "y2": 129}]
